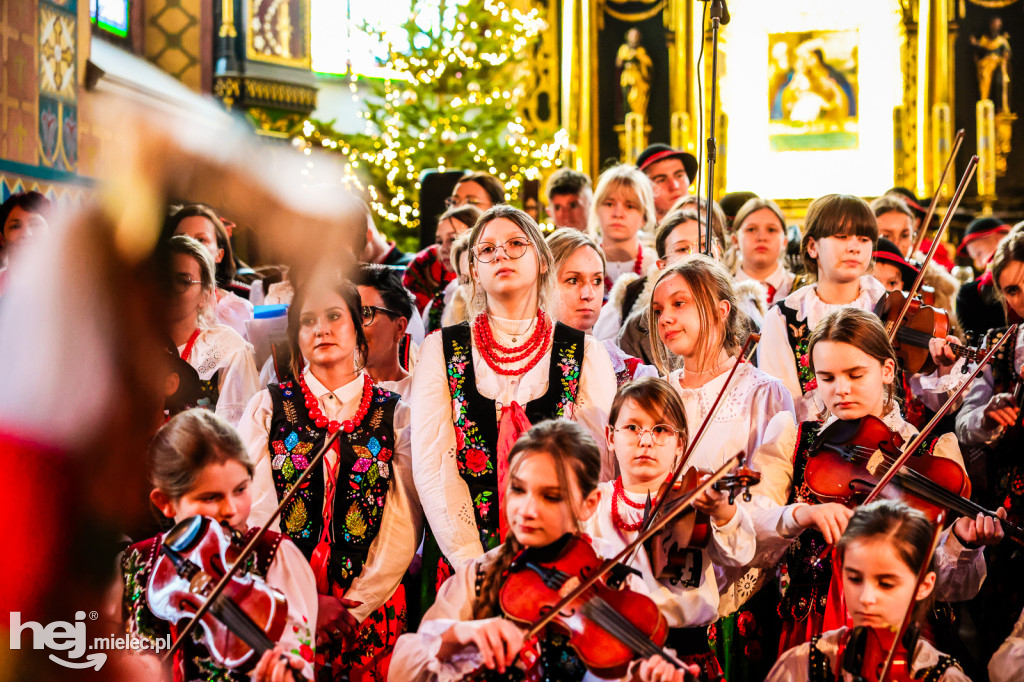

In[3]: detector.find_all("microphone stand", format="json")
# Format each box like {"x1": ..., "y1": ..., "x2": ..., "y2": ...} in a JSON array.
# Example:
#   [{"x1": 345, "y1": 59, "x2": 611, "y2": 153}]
[{"x1": 703, "y1": 0, "x2": 726, "y2": 256}]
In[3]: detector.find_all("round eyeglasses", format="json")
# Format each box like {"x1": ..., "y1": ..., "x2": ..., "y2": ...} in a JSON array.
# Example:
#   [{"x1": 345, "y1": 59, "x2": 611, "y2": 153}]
[
  {"x1": 612, "y1": 424, "x2": 681, "y2": 446},
  {"x1": 473, "y1": 238, "x2": 533, "y2": 263},
  {"x1": 361, "y1": 305, "x2": 402, "y2": 326}
]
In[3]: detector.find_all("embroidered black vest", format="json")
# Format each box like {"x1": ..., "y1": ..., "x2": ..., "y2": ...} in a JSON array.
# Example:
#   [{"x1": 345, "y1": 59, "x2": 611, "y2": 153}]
[
  {"x1": 976, "y1": 326, "x2": 1024, "y2": 517},
  {"x1": 777, "y1": 302, "x2": 817, "y2": 395},
  {"x1": 780, "y1": 421, "x2": 938, "y2": 623},
  {"x1": 442, "y1": 321, "x2": 585, "y2": 551},
  {"x1": 121, "y1": 527, "x2": 284, "y2": 681},
  {"x1": 266, "y1": 380, "x2": 400, "y2": 591}
]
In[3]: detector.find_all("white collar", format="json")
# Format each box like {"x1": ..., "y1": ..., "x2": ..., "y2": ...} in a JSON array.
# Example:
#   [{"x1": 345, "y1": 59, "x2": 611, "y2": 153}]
[
  {"x1": 783, "y1": 275, "x2": 885, "y2": 320},
  {"x1": 736, "y1": 262, "x2": 789, "y2": 289},
  {"x1": 820, "y1": 404, "x2": 914, "y2": 441},
  {"x1": 302, "y1": 367, "x2": 366, "y2": 402}
]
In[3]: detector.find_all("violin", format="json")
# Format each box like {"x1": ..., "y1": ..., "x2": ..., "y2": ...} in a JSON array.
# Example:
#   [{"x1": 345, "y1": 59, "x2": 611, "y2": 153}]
[
  {"x1": 874, "y1": 290, "x2": 981, "y2": 375},
  {"x1": 148, "y1": 515, "x2": 297, "y2": 676},
  {"x1": 840, "y1": 625, "x2": 917, "y2": 682},
  {"x1": 647, "y1": 461, "x2": 762, "y2": 580},
  {"x1": 805, "y1": 414, "x2": 1024, "y2": 546},
  {"x1": 839, "y1": 515, "x2": 946, "y2": 682},
  {"x1": 498, "y1": 534, "x2": 693, "y2": 681},
  {"x1": 497, "y1": 455, "x2": 744, "y2": 681}
]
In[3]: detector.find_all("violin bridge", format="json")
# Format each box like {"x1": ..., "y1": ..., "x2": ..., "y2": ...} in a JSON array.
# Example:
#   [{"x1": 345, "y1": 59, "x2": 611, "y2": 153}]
[{"x1": 865, "y1": 449, "x2": 886, "y2": 477}]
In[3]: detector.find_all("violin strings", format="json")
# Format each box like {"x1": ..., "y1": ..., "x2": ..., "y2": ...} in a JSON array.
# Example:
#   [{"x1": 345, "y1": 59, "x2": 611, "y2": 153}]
[
  {"x1": 211, "y1": 597, "x2": 274, "y2": 654},
  {"x1": 829, "y1": 445, "x2": 1013, "y2": 528},
  {"x1": 581, "y1": 598, "x2": 669, "y2": 661}
]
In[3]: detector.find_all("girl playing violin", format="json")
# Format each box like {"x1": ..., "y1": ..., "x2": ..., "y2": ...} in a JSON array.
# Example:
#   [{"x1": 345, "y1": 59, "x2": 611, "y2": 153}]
[
  {"x1": 390, "y1": 419, "x2": 698, "y2": 682},
  {"x1": 765, "y1": 499, "x2": 968, "y2": 682},
  {"x1": 410, "y1": 206, "x2": 615, "y2": 586},
  {"x1": 955, "y1": 228, "x2": 1024, "y2": 668},
  {"x1": 585, "y1": 377, "x2": 756, "y2": 680},
  {"x1": 758, "y1": 194, "x2": 963, "y2": 423},
  {"x1": 648, "y1": 255, "x2": 796, "y2": 680},
  {"x1": 120, "y1": 409, "x2": 316, "y2": 681},
  {"x1": 764, "y1": 308, "x2": 993, "y2": 652},
  {"x1": 239, "y1": 277, "x2": 421, "y2": 680}
]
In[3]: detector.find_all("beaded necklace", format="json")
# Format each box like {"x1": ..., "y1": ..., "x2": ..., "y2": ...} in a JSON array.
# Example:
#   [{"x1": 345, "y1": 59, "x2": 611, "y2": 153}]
[
  {"x1": 298, "y1": 372, "x2": 374, "y2": 434},
  {"x1": 472, "y1": 311, "x2": 552, "y2": 377},
  {"x1": 611, "y1": 477, "x2": 655, "y2": 532}
]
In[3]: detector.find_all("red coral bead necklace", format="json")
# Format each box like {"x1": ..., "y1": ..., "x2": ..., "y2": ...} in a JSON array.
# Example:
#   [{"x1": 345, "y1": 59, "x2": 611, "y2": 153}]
[{"x1": 298, "y1": 372, "x2": 374, "y2": 434}]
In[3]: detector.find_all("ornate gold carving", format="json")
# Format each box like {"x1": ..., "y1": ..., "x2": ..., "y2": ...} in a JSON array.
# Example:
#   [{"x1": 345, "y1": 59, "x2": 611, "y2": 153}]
[
  {"x1": 246, "y1": 0, "x2": 311, "y2": 68},
  {"x1": 220, "y1": 0, "x2": 237, "y2": 37},
  {"x1": 995, "y1": 110, "x2": 1017, "y2": 177},
  {"x1": 603, "y1": 0, "x2": 666, "y2": 24},
  {"x1": 967, "y1": 0, "x2": 1019, "y2": 7},
  {"x1": 243, "y1": 78, "x2": 317, "y2": 108},
  {"x1": 214, "y1": 77, "x2": 241, "y2": 109},
  {"x1": 246, "y1": 107, "x2": 304, "y2": 138}
]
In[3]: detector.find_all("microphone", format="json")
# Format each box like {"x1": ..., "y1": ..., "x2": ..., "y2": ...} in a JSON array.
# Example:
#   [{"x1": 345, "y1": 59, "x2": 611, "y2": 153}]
[{"x1": 710, "y1": 0, "x2": 730, "y2": 25}]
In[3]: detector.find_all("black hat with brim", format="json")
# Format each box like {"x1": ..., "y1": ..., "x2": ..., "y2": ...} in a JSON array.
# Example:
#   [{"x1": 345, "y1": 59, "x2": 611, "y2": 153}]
[
  {"x1": 873, "y1": 237, "x2": 919, "y2": 287},
  {"x1": 958, "y1": 216, "x2": 1011, "y2": 256},
  {"x1": 636, "y1": 144, "x2": 698, "y2": 186}
]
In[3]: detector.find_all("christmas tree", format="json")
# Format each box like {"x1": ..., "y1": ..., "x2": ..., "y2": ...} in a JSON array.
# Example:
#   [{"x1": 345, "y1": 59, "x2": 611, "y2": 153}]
[{"x1": 300, "y1": 0, "x2": 568, "y2": 243}]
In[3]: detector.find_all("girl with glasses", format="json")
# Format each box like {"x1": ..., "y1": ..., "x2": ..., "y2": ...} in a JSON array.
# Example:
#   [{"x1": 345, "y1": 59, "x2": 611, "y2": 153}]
[
  {"x1": 584, "y1": 378, "x2": 756, "y2": 680},
  {"x1": 239, "y1": 276, "x2": 422, "y2": 679},
  {"x1": 159, "y1": 235, "x2": 260, "y2": 427},
  {"x1": 403, "y1": 205, "x2": 481, "y2": 333},
  {"x1": 166, "y1": 204, "x2": 254, "y2": 340},
  {"x1": 649, "y1": 255, "x2": 797, "y2": 681},
  {"x1": 409, "y1": 205, "x2": 617, "y2": 606}
]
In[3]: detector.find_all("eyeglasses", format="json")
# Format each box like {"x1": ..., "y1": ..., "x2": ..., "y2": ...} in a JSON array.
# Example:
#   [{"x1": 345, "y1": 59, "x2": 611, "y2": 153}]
[
  {"x1": 445, "y1": 196, "x2": 483, "y2": 208},
  {"x1": 361, "y1": 305, "x2": 402, "y2": 326},
  {"x1": 613, "y1": 424, "x2": 681, "y2": 446},
  {"x1": 172, "y1": 274, "x2": 203, "y2": 294},
  {"x1": 473, "y1": 238, "x2": 533, "y2": 263}
]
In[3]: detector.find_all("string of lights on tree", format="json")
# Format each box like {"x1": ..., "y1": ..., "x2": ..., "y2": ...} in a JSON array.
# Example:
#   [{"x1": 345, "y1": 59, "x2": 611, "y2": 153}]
[{"x1": 294, "y1": 0, "x2": 570, "y2": 236}]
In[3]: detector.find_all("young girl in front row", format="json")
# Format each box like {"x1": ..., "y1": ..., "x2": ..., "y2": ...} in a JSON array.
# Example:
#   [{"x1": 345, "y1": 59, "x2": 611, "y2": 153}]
[
  {"x1": 585, "y1": 377, "x2": 756, "y2": 680},
  {"x1": 762, "y1": 308, "x2": 993, "y2": 653},
  {"x1": 390, "y1": 419, "x2": 698, "y2": 682},
  {"x1": 120, "y1": 409, "x2": 317, "y2": 681},
  {"x1": 765, "y1": 500, "x2": 969, "y2": 681},
  {"x1": 758, "y1": 194, "x2": 964, "y2": 422}
]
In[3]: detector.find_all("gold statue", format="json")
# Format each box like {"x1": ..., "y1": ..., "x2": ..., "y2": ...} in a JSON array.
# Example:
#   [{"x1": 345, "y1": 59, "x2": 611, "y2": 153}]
[
  {"x1": 972, "y1": 17, "x2": 1011, "y2": 113},
  {"x1": 616, "y1": 28, "x2": 652, "y2": 119}
]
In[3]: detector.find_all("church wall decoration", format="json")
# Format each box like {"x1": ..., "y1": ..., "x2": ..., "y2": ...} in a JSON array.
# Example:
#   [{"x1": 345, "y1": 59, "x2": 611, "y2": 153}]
[
  {"x1": 38, "y1": 0, "x2": 78, "y2": 171},
  {"x1": 767, "y1": 29, "x2": 859, "y2": 152}
]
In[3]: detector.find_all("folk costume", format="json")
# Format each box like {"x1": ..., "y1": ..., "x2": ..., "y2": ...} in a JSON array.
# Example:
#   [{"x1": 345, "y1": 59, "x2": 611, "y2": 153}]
[
  {"x1": 120, "y1": 526, "x2": 317, "y2": 681},
  {"x1": 754, "y1": 407, "x2": 985, "y2": 653},
  {"x1": 177, "y1": 324, "x2": 261, "y2": 427},
  {"x1": 955, "y1": 325, "x2": 1024, "y2": 665},
  {"x1": 584, "y1": 480, "x2": 756, "y2": 680},
  {"x1": 758, "y1": 275, "x2": 966, "y2": 422},
  {"x1": 667, "y1": 362, "x2": 796, "y2": 681},
  {"x1": 410, "y1": 313, "x2": 616, "y2": 586},
  {"x1": 734, "y1": 263, "x2": 795, "y2": 308},
  {"x1": 242, "y1": 370, "x2": 422, "y2": 681},
  {"x1": 765, "y1": 627, "x2": 967, "y2": 682},
  {"x1": 389, "y1": 535, "x2": 647, "y2": 682},
  {"x1": 214, "y1": 288, "x2": 254, "y2": 340}
]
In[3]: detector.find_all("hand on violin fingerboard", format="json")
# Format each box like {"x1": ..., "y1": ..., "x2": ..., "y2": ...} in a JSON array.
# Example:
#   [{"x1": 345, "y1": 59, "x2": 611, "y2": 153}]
[
  {"x1": 252, "y1": 644, "x2": 309, "y2": 682},
  {"x1": 793, "y1": 503, "x2": 855, "y2": 545},
  {"x1": 692, "y1": 474, "x2": 738, "y2": 526},
  {"x1": 928, "y1": 335, "x2": 962, "y2": 376},
  {"x1": 954, "y1": 509, "x2": 1007, "y2": 547},
  {"x1": 634, "y1": 655, "x2": 700, "y2": 682}
]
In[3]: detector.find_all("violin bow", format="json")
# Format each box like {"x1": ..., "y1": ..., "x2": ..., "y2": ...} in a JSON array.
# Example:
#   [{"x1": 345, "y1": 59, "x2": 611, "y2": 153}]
[
  {"x1": 908, "y1": 129, "x2": 965, "y2": 258},
  {"x1": 638, "y1": 332, "x2": 761, "y2": 535},
  {"x1": 863, "y1": 323, "x2": 1018, "y2": 506},
  {"x1": 886, "y1": 155, "x2": 978, "y2": 344},
  {"x1": 523, "y1": 453, "x2": 745, "y2": 641},
  {"x1": 164, "y1": 426, "x2": 346, "y2": 660},
  {"x1": 878, "y1": 513, "x2": 946, "y2": 682}
]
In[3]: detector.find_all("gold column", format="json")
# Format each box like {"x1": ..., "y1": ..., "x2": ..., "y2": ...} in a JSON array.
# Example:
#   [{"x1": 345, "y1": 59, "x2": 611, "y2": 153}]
[
  {"x1": 561, "y1": 0, "x2": 598, "y2": 176},
  {"x1": 977, "y1": 99, "x2": 996, "y2": 209},
  {"x1": 897, "y1": 0, "x2": 919, "y2": 193},
  {"x1": 932, "y1": 103, "x2": 953, "y2": 199},
  {"x1": 667, "y1": 0, "x2": 698, "y2": 155}
]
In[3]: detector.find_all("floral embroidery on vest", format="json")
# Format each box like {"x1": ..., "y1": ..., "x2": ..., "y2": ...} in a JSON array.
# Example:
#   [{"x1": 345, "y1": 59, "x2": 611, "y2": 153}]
[
  {"x1": 555, "y1": 346, "x2": 581, "y2": 417},
  {"x1": 778, "y1": 303, "x2": 816, "y2": 393},
  {"x1": 447, "y1": 337, "x2": 495, "y2": 478}
]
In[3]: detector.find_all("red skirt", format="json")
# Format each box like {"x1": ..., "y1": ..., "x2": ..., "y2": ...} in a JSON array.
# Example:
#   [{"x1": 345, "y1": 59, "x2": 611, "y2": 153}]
[{"x1": 316, "y1": 584, "x2": 407, "y2": 681}]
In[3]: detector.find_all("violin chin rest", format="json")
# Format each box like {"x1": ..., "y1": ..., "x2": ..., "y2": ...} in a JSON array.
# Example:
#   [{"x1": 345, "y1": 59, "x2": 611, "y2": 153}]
[{"x1": 165, "y1": 515, "x2": 208, "y2": 553}]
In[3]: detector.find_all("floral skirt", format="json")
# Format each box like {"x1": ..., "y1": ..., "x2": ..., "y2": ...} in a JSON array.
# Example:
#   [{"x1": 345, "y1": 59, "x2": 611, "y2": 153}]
[
  {"x1": 709, "y1": 583, "x2": 781, "y2": 682},
  {"x1": 316, "y1": 584, "x2": 407, "y2": 681}
]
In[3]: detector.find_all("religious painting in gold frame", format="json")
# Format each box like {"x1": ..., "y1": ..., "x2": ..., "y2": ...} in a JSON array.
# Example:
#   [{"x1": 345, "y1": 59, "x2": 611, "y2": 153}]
[
  {"x1": 246, "y1": 0, "x2": 312, "y2": 68},
  {"x1": 767, "y1": 30, "x2": 859, "y2": 152}
]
